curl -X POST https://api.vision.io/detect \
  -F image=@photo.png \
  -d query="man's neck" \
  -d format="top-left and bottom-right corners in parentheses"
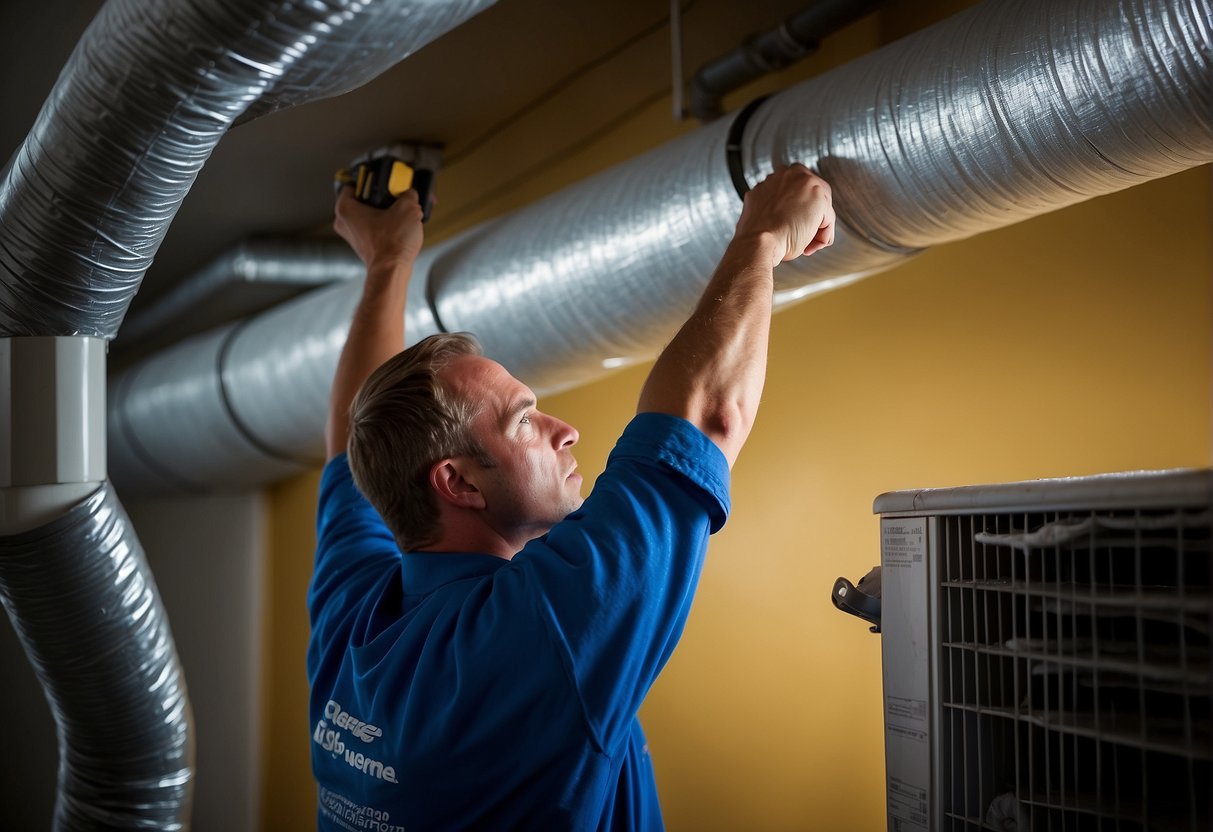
top-left (425, 508), bottom-right (545, 560)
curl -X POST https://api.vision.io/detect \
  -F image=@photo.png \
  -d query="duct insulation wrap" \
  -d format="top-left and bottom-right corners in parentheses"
top-left (0, 484), bottom-right (193, 828)
top-left (119, 239), bottom-right (367, 345)
top-left (430, 117), bottom-right (914, 394)
top-left (0, 0), bottom-right (495, 340)
top-left (742, 0), bottom-right (1213, 250)
top-left (108, 250), bottom-right (443, 495)
top-left (430, 0), bottom-right (1213, 393)
top-left (110, 0), bottom-right (1213, 493)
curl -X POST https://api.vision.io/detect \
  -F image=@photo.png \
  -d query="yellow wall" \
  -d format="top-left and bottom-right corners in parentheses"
top-left (263, 466), bottom-right (324, 829)
top-left (259, 5), bottom-right (1213, 828)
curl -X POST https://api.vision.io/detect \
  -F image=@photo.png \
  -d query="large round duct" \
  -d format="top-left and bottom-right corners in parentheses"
top-left (108, 0), bottom-right (1213, 496)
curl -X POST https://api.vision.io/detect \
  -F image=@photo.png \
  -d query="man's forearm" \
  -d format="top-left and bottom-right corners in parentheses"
top-left (636, 166), bottom-right (834, 469)
top-left (325, 262), bottom-right (411, 458)
top-left (325, 189), bottom-right (425, 460)
top-left (638, 233), bottom-right (780, 468)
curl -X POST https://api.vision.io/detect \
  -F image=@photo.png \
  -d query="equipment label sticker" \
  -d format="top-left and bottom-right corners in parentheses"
top-left (882, 522), bottom-right (925, 569)
top-left (888, 776), bottom-right (928, 831)
top-left (887, 695), bottom-right (928, 743)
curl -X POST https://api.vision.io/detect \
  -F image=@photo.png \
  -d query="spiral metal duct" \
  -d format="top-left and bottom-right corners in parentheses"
top-left (109, 243), bottom-right (448, 490)
top-left (106, 0), bottom-right (1213, 497)
top-left (0, 0), bottom-right (496, 825)
top-left (118, 239), bottom-right (365, 345)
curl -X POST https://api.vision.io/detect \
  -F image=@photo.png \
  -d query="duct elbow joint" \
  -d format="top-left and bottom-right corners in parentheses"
top-left (1, 336), bottom-right (107, 534)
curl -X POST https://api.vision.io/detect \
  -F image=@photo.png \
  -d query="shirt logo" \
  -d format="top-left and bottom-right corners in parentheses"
top-left (324, 699), bottom-right (383, 743)
top-left (314, 699), bottom-right (399, 785)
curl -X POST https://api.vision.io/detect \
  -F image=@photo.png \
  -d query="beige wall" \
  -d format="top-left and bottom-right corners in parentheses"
top-left (259, 4), bottom-right (1213, 827)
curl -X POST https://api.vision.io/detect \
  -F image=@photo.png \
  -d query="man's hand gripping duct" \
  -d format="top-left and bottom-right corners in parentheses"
top-left (0, 0), bottom-right (495, 826)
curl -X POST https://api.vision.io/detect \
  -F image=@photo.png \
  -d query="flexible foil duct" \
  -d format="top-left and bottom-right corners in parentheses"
top-left (428, 116), bottom-right (916, 393)
top-left (0, 0), bottom-right (494, 340)
top-left (108, 0), bottom-right (1212, 494)
top-left (0, 485), bottom-right (194, 828)
top-left (434, 0), bottom-right (1211, 392)
top-left (119, 240), bottom-right (366, 345)
top-left (741, 0), bottom-right (1213, 249)
top-left (222, 255), bottom-right (442, 463)
top-left (109, 323), bottom-right (310, 491)
top-left (108, 246), bottom-right (445, 492)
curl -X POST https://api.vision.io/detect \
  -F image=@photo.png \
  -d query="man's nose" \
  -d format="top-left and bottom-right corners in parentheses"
top-left (551, 416), bottom-right (578, 448)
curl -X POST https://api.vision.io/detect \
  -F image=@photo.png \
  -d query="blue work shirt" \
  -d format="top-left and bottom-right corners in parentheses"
top-left (308, 412), bottom-right (730, 830)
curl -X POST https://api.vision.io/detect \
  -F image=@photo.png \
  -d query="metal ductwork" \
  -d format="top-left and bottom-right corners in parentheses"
top-left (0, 0), bottom-right (493, 340)
top-left (107, 0), bottom-right (1213, 498)
top-left (0, 0), bottom-right (495, 826)
top-left (0, 485), bottom-right (194, 829)
top-left (118, 239), bottom-right (364, 347)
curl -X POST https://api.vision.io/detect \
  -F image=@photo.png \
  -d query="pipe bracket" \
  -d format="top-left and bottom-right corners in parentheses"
top-left (726, 95), bottom-right (771, 200)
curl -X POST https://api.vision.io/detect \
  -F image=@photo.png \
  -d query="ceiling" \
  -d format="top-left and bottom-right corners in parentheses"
top-left (0, 0), bottom-right (905, 361)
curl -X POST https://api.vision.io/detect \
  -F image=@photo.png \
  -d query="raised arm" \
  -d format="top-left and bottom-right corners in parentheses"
top-left (638, 164), bottom-right (835, 468)
top-left (325, 187), bottom-right (425, 460)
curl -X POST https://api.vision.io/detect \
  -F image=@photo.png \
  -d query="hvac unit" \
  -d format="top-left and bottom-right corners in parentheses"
top-left (847, 468), bottom-right (1212, 831)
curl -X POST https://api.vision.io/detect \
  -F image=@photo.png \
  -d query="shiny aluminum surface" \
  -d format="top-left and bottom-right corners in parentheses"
top-left (109, 0), bottom-right (1212, 495)
top-left (0, 0), bottom-right (495, 339)
top-left (0, 485), bottom-right (195, 827)
top-left (743, 0), bottom-right (1213, 250)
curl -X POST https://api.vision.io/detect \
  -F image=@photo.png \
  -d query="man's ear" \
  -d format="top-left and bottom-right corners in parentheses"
top-left (429, 458), bottom-right (485, 509)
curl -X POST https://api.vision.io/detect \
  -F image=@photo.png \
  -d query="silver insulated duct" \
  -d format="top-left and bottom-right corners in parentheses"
top-left (0, 486), bottom-right (193, 828)
top-left (0, 0), bottom-right (494, 826)
top-left (108, 0), bottom-right (1213, 497)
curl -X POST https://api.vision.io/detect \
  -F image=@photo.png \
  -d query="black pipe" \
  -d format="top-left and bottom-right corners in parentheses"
top-left (690, 0), bottom-right (886, 121)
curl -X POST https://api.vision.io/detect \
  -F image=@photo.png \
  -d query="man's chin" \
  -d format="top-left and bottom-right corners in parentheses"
top-left (555, 497), bottom-right (584, 524)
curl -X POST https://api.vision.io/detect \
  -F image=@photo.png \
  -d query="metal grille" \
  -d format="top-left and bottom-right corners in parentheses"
top-left (937, 504), bottom-right (1211, 831)
top-left (875, 471), bottom-right (1213, 831)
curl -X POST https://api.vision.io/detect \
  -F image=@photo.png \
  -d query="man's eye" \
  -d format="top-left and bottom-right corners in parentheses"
top-left (520, 415), bottom-right (531, 425)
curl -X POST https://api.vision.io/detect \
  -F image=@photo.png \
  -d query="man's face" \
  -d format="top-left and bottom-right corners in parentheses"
top-left (440, 355), bottom-right (583, 541)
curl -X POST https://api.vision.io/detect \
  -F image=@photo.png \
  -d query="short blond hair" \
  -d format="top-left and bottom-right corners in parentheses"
top-left (347, 333), bottom-right (491, 551)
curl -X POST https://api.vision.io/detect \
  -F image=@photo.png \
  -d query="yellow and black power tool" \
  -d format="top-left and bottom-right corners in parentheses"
top-left (335, 144), bottom-right (441, 220)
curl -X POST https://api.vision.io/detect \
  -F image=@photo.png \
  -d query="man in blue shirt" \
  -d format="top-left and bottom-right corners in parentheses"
top-left (310, 165), bottom-right (835, 829)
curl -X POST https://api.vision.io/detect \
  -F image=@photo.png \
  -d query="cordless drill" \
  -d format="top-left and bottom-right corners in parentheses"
top-left (335, 153), bottom-right (436, 221)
